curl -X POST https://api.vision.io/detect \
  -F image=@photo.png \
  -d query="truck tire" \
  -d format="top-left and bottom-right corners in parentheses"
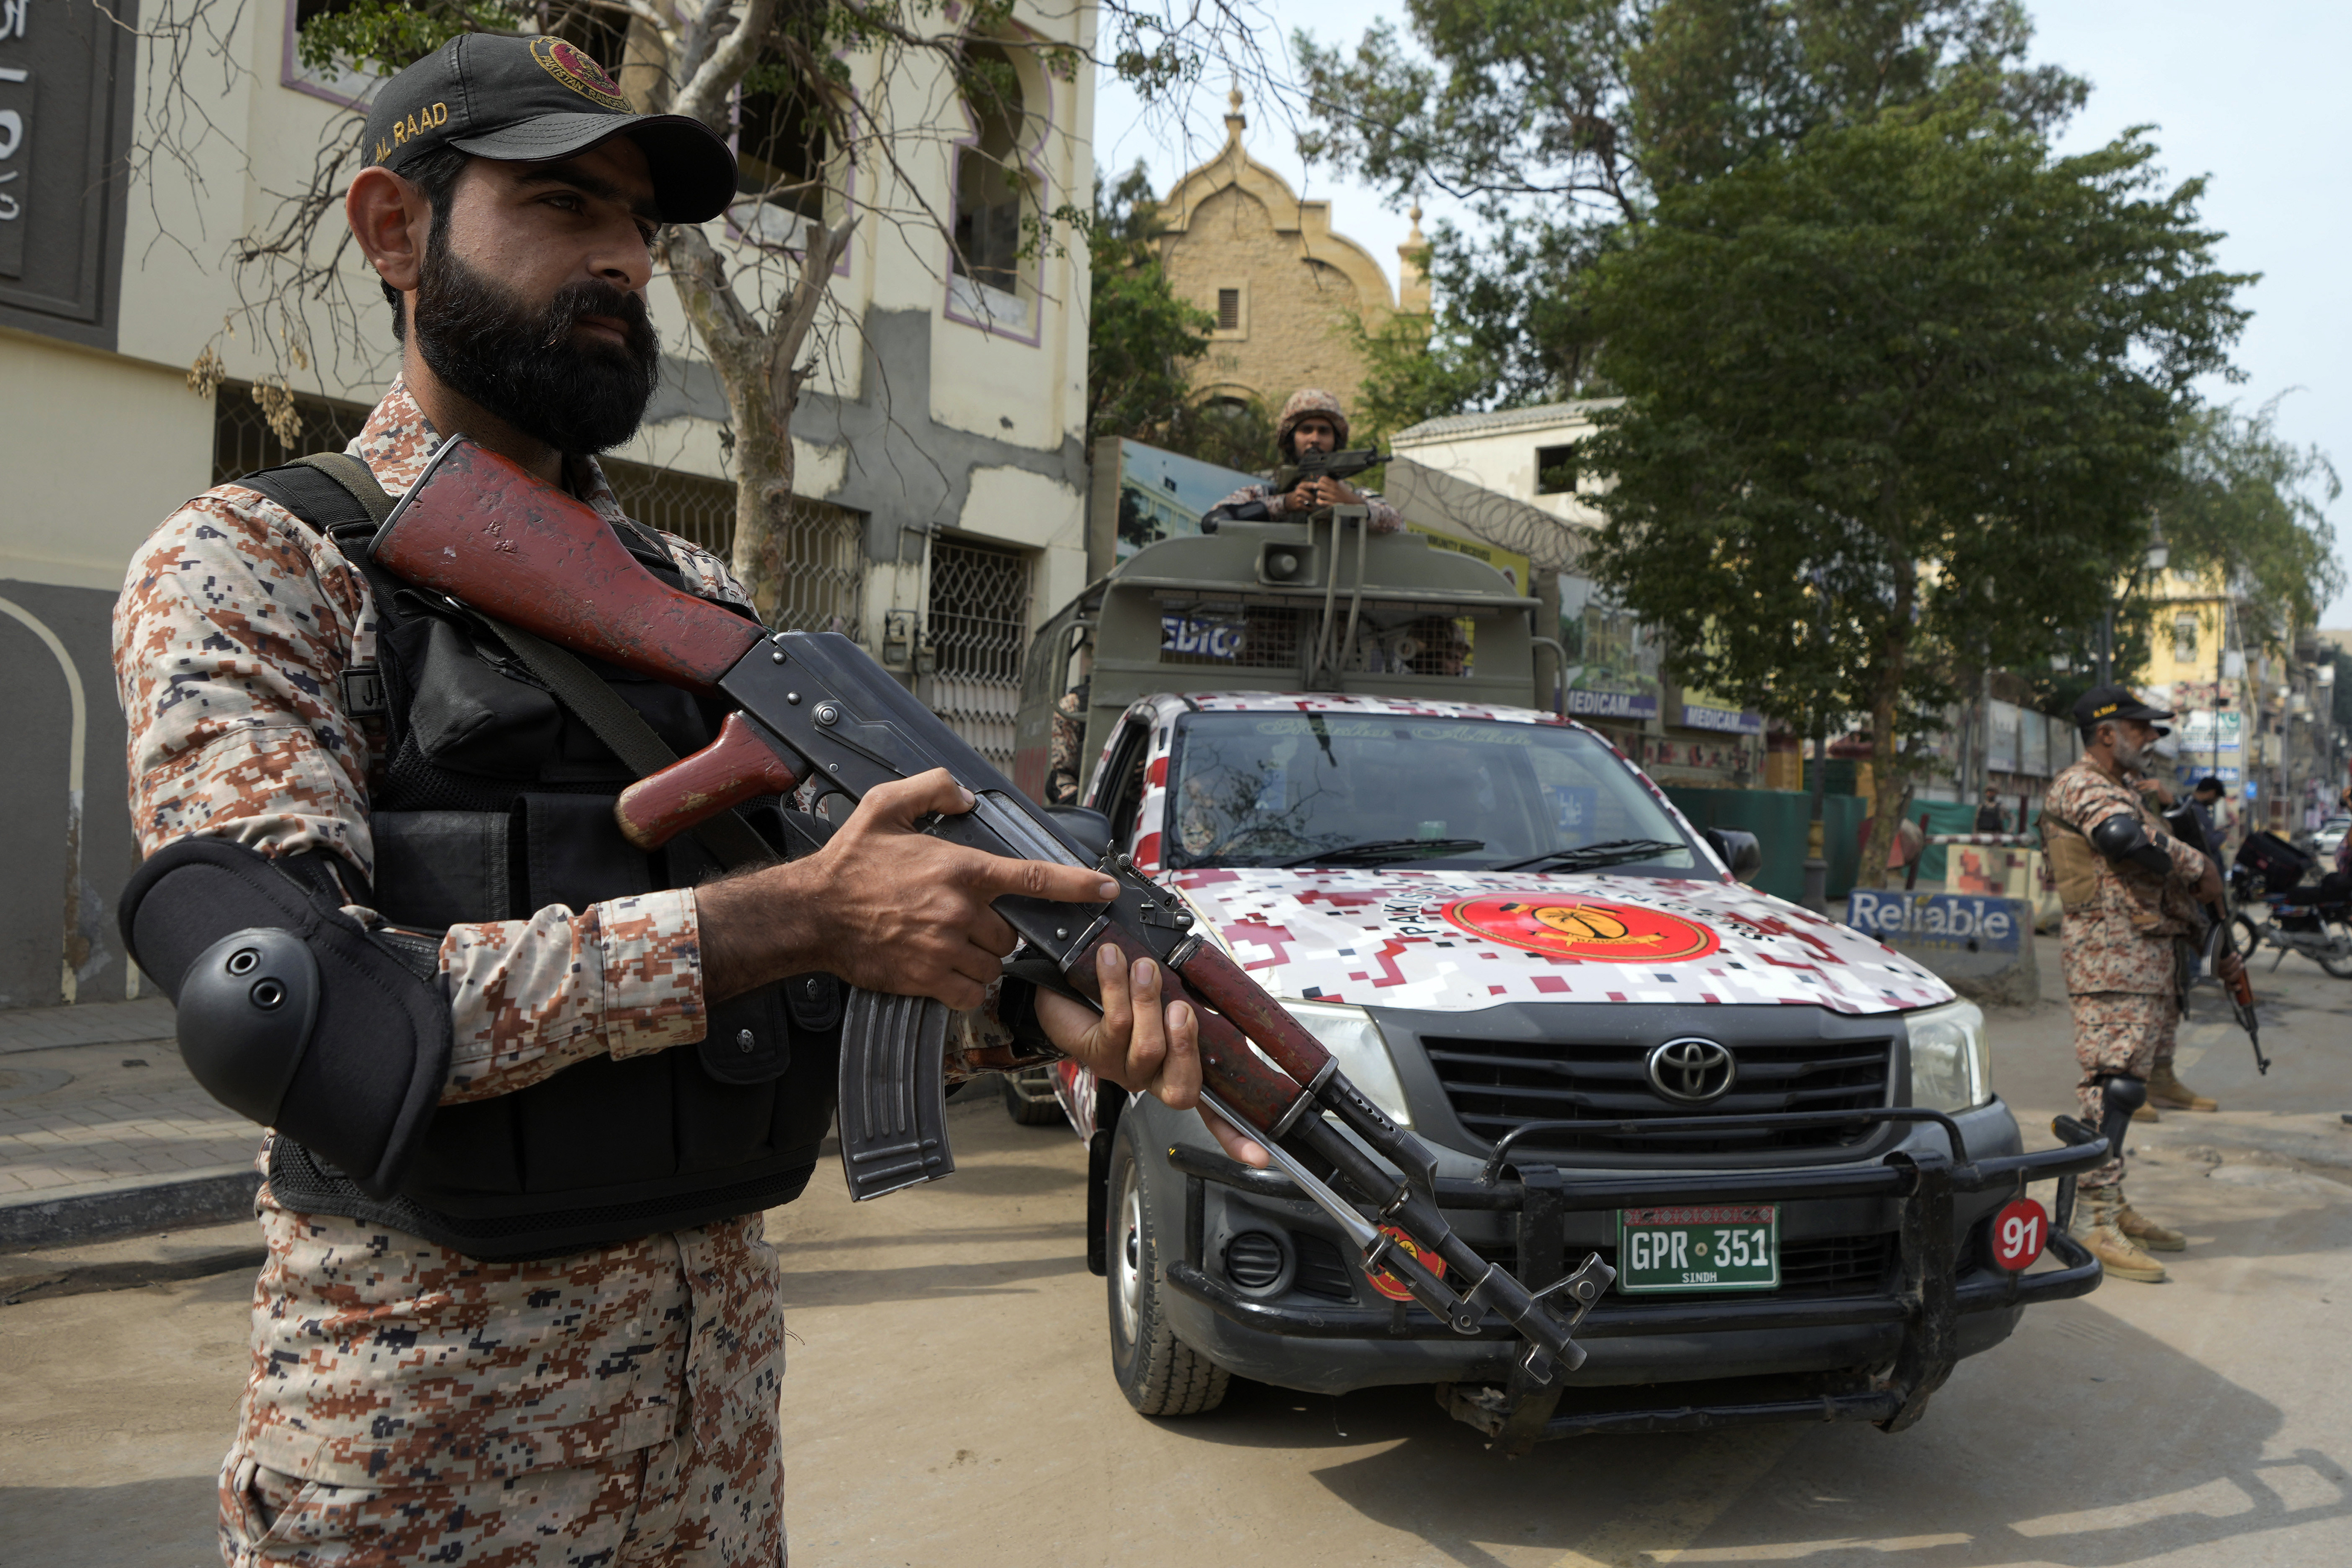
top-left (1000, 1065), bottom-right (1067, 1126)
top-left (1106, 1125), bottom-right (1229, 1416)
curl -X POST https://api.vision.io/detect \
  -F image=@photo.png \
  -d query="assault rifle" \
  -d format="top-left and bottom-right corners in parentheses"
top-left (368, 436), bottom-right (1612, 1382)
top-left (1200, 446), bottom-right (1386, 530)
top-left (2196, 904), bottom-right (2268, 1075)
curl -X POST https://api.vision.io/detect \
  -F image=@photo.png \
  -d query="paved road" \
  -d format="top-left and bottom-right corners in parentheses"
top-left (4, 943), bottom-right (2350, 1566)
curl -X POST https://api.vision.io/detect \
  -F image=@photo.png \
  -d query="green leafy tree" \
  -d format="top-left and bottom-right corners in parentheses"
top-left (2160, 399), bottom-right (2343, 654)
top-left (1079, 163), bottom-right (1284, 473)
top-left (1575, 109), bottom-right (2249, 884)
top-left (1084, 163), bottom-right (1215, 443)
top-left (1298, 0), bottom-right (2084, 412)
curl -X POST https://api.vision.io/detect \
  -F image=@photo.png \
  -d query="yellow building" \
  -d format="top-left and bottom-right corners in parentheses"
top-left (1156, 91), bottom-right (1428, 418)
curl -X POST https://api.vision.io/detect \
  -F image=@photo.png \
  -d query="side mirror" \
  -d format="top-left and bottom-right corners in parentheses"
top-left (1703, 828), bottom-right (1763, 884)
top-left (1044, 805), bottom-right (1115, 863)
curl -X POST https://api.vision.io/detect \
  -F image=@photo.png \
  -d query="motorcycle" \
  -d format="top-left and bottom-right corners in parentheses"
top-left (2225, 862), bottom-right (2352, 978)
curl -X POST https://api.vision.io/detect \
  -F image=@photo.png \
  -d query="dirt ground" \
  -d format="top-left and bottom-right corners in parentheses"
top-left (5, 940), bottom-right (2350, 1566)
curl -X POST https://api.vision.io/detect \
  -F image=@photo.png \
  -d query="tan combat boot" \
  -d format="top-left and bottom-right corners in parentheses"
top-left (2073, 1190), bottom-right (2168, 1282)
top-left (2113, 1197), bottom-right (2186, 1252)
top-left (2148, 1064), bottom-right (2218, 1112)
top-left (2132, 1102), bottom-right (2162, 1124)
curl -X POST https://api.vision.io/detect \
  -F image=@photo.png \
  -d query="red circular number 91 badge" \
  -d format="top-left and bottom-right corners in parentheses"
top-left (1989, 1197), bottom-right (2048, 1271)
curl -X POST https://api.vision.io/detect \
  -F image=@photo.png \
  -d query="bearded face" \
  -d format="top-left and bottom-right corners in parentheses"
top-left (411, 234), bottom-right (661, 456)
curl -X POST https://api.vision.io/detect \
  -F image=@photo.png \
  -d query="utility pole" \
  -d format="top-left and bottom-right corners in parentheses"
top-left (1803, 708), bottom-right (1829, 914)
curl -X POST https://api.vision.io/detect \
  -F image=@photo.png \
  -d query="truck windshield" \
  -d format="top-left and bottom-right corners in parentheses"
top-left (1162, 712), bottom-right (1700, 874)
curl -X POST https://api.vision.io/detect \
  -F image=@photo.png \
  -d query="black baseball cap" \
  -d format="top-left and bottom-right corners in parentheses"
top-left (360, 35), bottom-right (736, 223)
top-left (2073, 684), bottom-right (2174, 735)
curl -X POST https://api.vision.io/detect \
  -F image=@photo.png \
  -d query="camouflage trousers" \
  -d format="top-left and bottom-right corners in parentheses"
top-left (217, 1405), bottom-right (786, 1567)
top-left (2070, 989), bottom-right (2179, 1191)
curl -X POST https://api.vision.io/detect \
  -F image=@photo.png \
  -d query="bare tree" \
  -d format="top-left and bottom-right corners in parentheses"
top-left (141, 0), bottom-right (1281, 618)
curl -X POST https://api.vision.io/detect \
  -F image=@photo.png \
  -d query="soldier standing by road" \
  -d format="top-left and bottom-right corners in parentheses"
top-left (111, 38), bottom-right (1252, 1566)
top-left (2041, 686), bottom-right (2242, 1282)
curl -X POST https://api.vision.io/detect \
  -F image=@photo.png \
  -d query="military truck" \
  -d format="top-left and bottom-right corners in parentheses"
top-left (997, 509), bottom-right (2102, 1449)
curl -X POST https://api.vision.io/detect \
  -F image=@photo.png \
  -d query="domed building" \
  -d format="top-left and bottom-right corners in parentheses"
top-left (1156, 90), bottom-right (1429, 418)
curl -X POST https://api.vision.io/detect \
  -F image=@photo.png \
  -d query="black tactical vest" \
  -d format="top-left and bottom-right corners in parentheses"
top-left (236, 462), bottom-right (841, 1261)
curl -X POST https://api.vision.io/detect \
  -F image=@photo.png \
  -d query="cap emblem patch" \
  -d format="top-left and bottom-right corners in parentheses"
top-left (530, 38), bottom-right (629, 111)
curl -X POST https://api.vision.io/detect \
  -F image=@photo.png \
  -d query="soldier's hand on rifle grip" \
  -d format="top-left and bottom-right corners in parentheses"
top-left (1036, 947), bottom-right (1271, 1170)
top-left (697, 768), bottom-right (1117, 1010)
top-left (2218, 948), bottom-right (2246, 989)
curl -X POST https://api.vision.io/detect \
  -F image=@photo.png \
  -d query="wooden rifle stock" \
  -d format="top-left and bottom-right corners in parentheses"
top-left (370, 436), bottom-right (764, 691)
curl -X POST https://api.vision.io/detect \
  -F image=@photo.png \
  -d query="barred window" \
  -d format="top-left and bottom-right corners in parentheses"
top-left (928, 535), bottom-right (1034, 770)
top-left (210, 381), bottom-right (370, 485)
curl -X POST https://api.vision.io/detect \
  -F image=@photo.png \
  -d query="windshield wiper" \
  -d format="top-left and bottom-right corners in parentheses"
top-left (1489, 838), bottom-right (1685, 873)
top-left (1278, 838), bottom-right (1486, 867)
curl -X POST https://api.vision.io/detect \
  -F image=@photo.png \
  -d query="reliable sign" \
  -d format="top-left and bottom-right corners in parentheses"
top-left (1843, 890), bottom-right (2022, 954)
top-left (1842, 889), bottom-right (2036, 1004)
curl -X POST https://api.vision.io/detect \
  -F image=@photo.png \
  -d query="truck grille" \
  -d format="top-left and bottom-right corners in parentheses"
top-left (1424, 1033), bottom-right (1896, 1155)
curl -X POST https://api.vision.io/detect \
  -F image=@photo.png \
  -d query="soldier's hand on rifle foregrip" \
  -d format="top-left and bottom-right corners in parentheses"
top-left (1033, 947), bottom-right (1272, 1170)
top-left (696, 768), bottom-right (1117, 1010)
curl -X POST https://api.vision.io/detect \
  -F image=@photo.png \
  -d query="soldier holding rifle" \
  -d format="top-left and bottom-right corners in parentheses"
top-left (2041, 686), bottom-right (2243, 1285)
top-left (112, 38), bottom-right (1254, 1566)
top-left (1211, 386), bottom-right (1405, 529)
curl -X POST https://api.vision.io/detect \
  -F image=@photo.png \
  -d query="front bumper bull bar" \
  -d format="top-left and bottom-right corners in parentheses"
top-left (1160, 1109), bottom-right (2109, 1448)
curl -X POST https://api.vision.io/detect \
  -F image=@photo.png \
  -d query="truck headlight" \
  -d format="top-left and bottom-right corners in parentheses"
top-left (1906, 999), bottom-right (1991, 1112)
top-left (1281, 1001), bottom-right (1413, 1128)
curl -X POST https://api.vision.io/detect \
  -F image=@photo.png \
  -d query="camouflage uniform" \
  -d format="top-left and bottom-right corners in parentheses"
top-left (1214, 386), bottom-right (1403, 534)
top-left (1211, 477), bottom-right (1403, 535)
top-left (2042, 754), bottom-right (2208, 1190)
top-left (114, 381), bottom-right (788, 1567)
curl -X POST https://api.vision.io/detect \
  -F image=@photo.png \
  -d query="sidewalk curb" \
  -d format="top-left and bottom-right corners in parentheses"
top-left (0, 1166), bottom-right (259, 1249)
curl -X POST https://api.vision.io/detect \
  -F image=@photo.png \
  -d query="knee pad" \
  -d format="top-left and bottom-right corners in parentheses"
top-left (119, 838), bottom-right (451, 1199)
top-left (2096, 1073), bottom-right (2147, 1163)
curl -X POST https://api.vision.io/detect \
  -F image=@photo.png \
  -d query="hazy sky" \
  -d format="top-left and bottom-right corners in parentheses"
top-left (1090, 1), bottom-right (2351, 627)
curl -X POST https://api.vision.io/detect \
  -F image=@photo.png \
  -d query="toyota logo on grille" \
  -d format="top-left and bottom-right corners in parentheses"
top-left (1646, 1037), bottom-right (1737, 1103)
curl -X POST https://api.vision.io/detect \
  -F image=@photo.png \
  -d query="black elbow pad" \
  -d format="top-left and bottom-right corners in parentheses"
top-left (118, 838), bottom-right (451, 1199)
top-left (2088, 812), bottom-right (2173, 877)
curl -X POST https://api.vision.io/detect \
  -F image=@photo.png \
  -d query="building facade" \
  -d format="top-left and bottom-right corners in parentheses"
top-left (0, 2), bottom-right (1095, 1010)
top-left (1155, 91), bottom-right (1425, 419)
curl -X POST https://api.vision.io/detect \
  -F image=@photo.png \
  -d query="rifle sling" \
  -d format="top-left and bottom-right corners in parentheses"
top-left (292, 453), bottom-right (777, 870)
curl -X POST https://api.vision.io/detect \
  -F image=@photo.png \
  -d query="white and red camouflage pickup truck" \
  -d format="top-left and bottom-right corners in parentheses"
top-left (997, 521), bottom-right (2099, 1447)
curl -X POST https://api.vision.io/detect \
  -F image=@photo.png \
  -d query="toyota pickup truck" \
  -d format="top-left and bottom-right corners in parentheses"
top-left (996, 513), bottom-right (2102, 1448)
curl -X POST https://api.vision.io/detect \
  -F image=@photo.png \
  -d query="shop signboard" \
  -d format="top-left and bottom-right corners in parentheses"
top-left (1114, 441), bottom-right (1260, 560)
top-left (1558, 574), bottom-right (1662, 723)
top-left (1679, 703), bottom-right (1763, 735)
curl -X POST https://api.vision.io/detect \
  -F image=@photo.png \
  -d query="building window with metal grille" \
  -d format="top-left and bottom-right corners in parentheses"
top-left (2173, 612), bottom-right (2200, 664)
top-left (1212, 283), bottom-right (1247, 337)
top-left (926, 536), bottom-right (1035, 770)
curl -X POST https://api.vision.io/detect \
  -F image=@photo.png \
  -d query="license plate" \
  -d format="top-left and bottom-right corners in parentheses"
top-left (1616, 1205), bottom-right (1780, 1293)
